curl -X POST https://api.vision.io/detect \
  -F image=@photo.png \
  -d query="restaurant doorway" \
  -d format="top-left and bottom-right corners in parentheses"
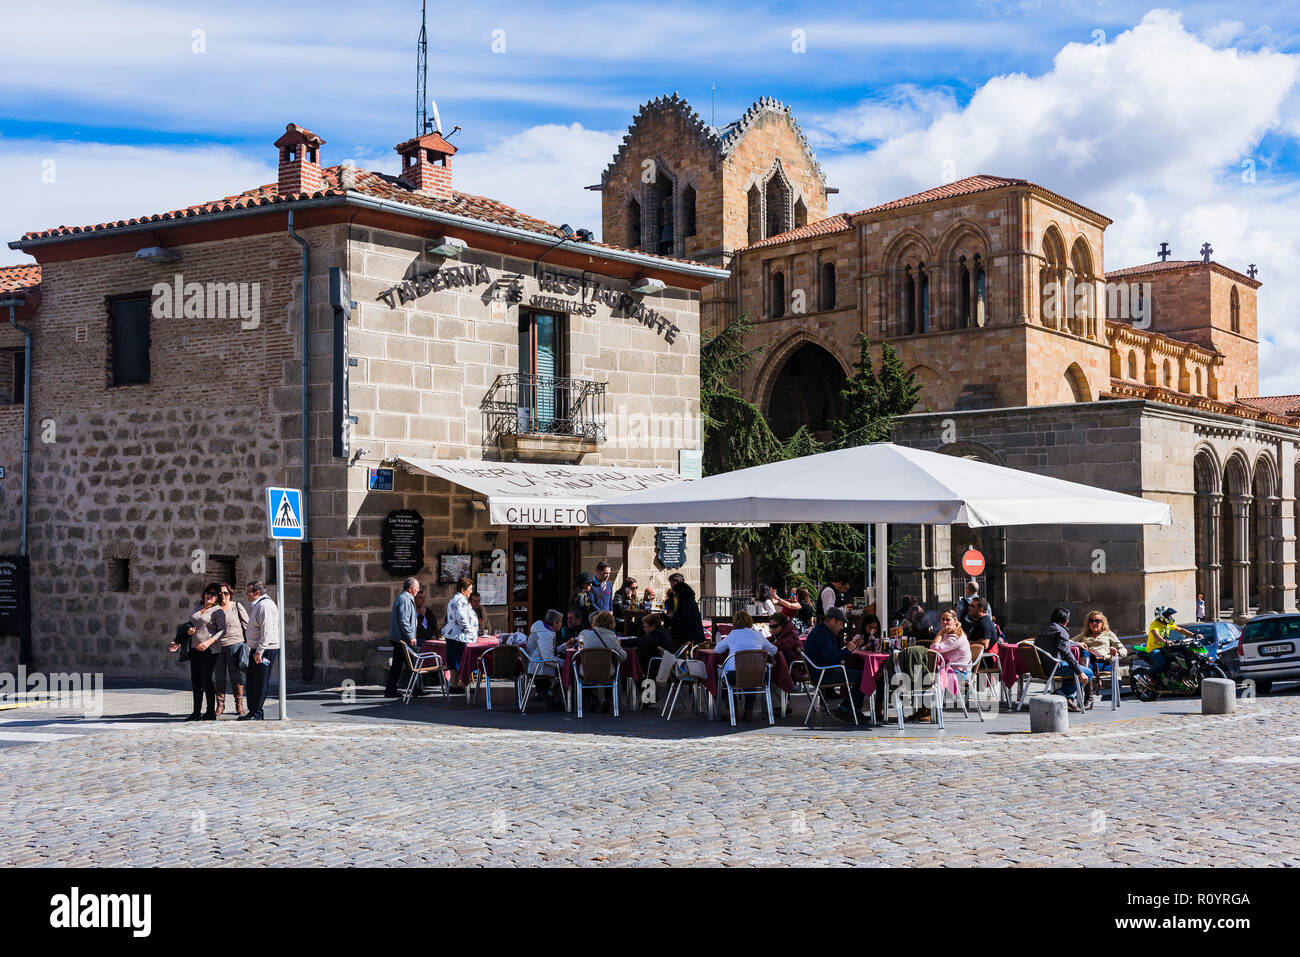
top-left (508, 529), bottom-right (579, 632)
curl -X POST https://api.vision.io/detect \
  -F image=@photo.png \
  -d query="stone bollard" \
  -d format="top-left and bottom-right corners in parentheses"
top-left (1201, 678), bottom-right (1236, 715)
top-left (1029, 694), bottom-right (1068, 733)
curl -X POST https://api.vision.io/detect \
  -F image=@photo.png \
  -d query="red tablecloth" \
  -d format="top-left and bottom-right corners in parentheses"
top-left (705, 622), bottom-right (734, 640)
top-left (421, 636), bottom-right (500, 685)
top-left (694, 647), bottom-right (793, 698)
top-left (559, 644), bottom-right (644, 691)
top-left (852, 651), bottom-right (893, 698)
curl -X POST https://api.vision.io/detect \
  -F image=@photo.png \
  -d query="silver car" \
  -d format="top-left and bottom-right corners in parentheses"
top-left (1234, 614), bottom-right (1300, 694)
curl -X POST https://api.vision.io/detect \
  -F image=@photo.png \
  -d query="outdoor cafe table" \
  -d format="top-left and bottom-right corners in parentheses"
top-left (420, 635), bottom-right (500, 688)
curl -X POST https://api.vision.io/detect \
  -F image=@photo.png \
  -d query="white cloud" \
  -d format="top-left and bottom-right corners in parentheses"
top-left (0, 140), bottom-right (274, 265)
top-left (812, 9), bottom-right (1300, 396)
top-left (807, 86), bottom-right (959, 148)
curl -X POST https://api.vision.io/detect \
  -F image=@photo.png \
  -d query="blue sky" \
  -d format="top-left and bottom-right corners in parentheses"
top-left (3, 1), bottom-right (1300, 390)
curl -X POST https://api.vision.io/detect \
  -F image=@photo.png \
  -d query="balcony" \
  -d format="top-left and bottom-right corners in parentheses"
top-left (480, 373), bottom-right (607, 462)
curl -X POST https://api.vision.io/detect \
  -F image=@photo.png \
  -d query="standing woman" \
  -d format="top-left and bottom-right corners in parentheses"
top-left (212, 582), bottom-right (249, 717)
top-left (443, 576), bottom-right (479, 690)
top-left (180, 583), bottom-right (224, 721)
top-left (667, 577), bottom-right (706, 651)
top-left (775, 587), bottom-right (814, 632)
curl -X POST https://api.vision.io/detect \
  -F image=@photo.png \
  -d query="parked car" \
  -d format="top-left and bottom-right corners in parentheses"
top-left (1233, 613), bottom-right (1300, 694)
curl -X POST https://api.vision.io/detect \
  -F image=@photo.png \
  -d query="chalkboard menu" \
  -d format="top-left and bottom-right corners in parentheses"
top-left (381, 510), bottom-right (424, 576)
top-left (655, 527), bottom-right (687, 569)
top-left (0, 556), bottom-right (28, 636)
top-left (512, 542), bottom-right (529, 600)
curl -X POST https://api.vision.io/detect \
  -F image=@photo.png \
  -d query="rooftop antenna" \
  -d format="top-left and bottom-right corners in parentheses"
top-left (416, 1), bottom-right (432, 135)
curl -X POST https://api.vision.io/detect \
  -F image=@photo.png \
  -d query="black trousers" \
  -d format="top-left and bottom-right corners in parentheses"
top-left (385, 640), bottom-right (409, 694)
top-left (245, 649), bottom-right (279, 719)
top-left (189, 650), bottom-right (217, 716)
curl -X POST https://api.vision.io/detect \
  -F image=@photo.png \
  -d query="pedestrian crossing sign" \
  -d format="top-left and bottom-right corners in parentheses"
top-left (266, 487), bottom-right (305, 541)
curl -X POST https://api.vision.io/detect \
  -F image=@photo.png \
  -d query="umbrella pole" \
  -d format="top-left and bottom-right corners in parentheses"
top-left (875, 522), bottom-right (888, 630)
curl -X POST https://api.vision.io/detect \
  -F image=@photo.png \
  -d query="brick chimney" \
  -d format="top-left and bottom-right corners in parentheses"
top-left (395, 132), bottom-right (457, 199)
top-left (274, 123), bottom-right (325, 194)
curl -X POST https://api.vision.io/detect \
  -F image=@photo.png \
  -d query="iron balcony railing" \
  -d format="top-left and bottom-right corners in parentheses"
top-left (480, 373), bottom-right (607, 447)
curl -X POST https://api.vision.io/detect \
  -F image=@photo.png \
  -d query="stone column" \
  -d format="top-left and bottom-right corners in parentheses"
top-left (1264, 494), bottom-right (1282, 613)
top-left (1199, 492), bottom-right (1222, 620)
top-left (1230, 493), bottom-right (1252, 623)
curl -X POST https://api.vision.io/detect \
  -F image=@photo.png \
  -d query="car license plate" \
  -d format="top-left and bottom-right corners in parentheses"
top-left (1259, 642), bottom-right (1295, 657)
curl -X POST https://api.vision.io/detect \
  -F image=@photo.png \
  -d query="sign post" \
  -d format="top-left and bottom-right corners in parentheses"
top-left (265, 487), bottom-right (305, 721)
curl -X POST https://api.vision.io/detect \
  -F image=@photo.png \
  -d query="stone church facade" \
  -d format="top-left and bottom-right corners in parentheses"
top-left (602, 93), bottom-right (1298, 635)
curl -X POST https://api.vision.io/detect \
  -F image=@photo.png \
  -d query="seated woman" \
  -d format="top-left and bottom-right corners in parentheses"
top-left (713, 610), bottom-right (778, 721)
top-left (571, 611), bottom-right (626, 713)
top-left (525, 610), bottom-right (566, 709)
top-left (858, 613), bottom-right (883, 651)
top-left (905, 608), bottom-right (970, 723)
top-left (1073, 609), bottom-right (1126, 696)
top-left (752, 584), bottom-right (777, 617)
top-left (622, 608), bottom-right (666, 674)
top-left (768, 612), bottom-right (801, 662)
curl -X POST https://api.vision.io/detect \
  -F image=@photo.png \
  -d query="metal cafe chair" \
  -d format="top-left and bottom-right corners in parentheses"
top-left (721, 650), bottom-right (774, 726)
top-left (799, 651), bottom-right (859, 728)
top-left (572, 647), bottom-right (621, 718)
top-left (891, 648), bottom-right (946, 730)
top-left (520, 651), bottom-right (566, 715)
top-left (475, 644), bottom-right (526, 711)
top-left (662, 651), bottom-right (706, 721)
top-left (399, 643), bottom-right (449, 704)
top-left (1014, 641), bottom-right (1085, 712)
top-left (949, 647), bottom-right (990, 722)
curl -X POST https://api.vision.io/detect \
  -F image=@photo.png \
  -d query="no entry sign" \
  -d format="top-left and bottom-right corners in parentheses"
top-left (961, 548), bottom-right (986, 576)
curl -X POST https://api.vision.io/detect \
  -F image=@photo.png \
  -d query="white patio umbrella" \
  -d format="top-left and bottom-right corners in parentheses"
top-left (585, 442), bottom-right (1171, 628)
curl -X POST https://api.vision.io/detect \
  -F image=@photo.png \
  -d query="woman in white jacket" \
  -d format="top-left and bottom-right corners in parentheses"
top-left (443, 576), bottom-right (479, 689)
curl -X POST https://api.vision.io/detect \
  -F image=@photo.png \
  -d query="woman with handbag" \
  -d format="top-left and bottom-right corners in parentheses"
top-left (171, 583), bottom-right (225, 721)
top-left (212, 582), bottom-right (250, 717)
top-left (442, 576), bottom-right (478, 690)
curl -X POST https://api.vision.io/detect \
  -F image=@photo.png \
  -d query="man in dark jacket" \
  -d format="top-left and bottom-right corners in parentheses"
top-left (384, 577), bottom-right (423, 698)
top-left (803, 607), bottom-right (865, 721)
top-left (1037, 606), bottom-right (1092, 710)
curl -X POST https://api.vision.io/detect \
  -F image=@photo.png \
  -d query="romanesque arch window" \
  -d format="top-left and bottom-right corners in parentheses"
top-left (794, 197), bottom-right (808, 229)
top-left (1163, 359), bottom-right (1172, 388)
top-left (627, 197), bottom-right (642, 250)
top-left (1195, 366), bottom-right (1203, 394)
top-left (1040, 227), bottom-right (1067, 329)
top-left (974, 254), bottom-right (986, 326)
top-left (1127, 351), bottom-right (1138, 380)
top-left (747, 185), bottom-right (762, 246)
top-left (1070, 237), bottom-right (1096, 337)
top-left (903, 266), bottom-right (916, 335)
top-left (1230, 285), bottom-right (1241, 333)
top-left (649, 166), bottom-right (675, 255)
top-left (682, 184), bottom-right (697, 239)
top-left (765, 173), bottom-right (791, 239)
top-left (771, 270), bottom-right (786, 318)
top-left (820, 261), bottom-right (836, 310)
top-left (958, 256), bottom-right (971, 329)
top-left (918, 264), bottom-right (930, 333)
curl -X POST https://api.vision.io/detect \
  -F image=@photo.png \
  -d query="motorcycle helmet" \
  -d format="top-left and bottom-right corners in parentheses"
top-left (1162, 607), bottom-right (1178, 623)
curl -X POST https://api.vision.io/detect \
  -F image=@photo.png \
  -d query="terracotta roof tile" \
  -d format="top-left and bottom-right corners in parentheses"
top-left (0, 263), bottom-right (40, 295)
top-left (851, 174), bottom-right (1029, 215)
top-left (741, 213), bottom-right (854, 251)
top-left (1238, 395), bottom-right (1300, 416)
top-left (1105, 259), bottom-right (1261, 287)
top-left (17, 165), bottom-right (712, 269)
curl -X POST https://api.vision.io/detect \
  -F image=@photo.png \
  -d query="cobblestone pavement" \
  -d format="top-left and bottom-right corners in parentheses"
top-left (2, 691), bottom-right (1299, 866)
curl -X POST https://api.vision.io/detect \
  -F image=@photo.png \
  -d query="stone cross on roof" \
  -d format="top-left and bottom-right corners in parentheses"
top-left (1248, 264), bottom-right (1259, 279)
top-left (1200, 242), bottom-right (1213, 263)
top-left (1158, 241), bottom-right (1171, 262)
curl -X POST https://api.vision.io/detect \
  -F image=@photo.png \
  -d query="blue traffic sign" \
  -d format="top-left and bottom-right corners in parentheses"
top-left (266, 487), bottom-right (305, 541)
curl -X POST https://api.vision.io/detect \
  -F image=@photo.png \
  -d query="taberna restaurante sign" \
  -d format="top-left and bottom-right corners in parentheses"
top-left (375, 264), bottom-right (681, 346)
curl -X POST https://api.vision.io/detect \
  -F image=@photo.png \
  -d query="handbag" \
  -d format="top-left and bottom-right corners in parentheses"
top-left (236, 642), bottom-right (251, 670)
top-left (174, 624), bottom-right (191, 664)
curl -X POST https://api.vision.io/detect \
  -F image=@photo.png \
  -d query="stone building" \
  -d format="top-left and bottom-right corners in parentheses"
top-left (1, 121), bottom-right (722, 679)
top-left (603, 93), bottom-right (1299, 634)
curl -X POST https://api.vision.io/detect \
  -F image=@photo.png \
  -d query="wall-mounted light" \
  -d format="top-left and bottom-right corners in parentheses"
top-left (133, 246), bottom-right (180, 264)
top-left (575, 228), bottom-right (595, 243)
top-left (630, 276), bottom-right (666, 295)
top-left (469, 499), bottom-right (487, 512)
top-left (426, 236), bottom-right (468, 258)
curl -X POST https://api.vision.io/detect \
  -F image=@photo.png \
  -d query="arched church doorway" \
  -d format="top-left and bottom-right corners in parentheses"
top-left (767, 342), bottom-right (847, 441)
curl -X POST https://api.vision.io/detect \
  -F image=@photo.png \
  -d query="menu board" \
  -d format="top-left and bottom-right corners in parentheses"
top-left (512, 542), bottom-right (529, 600)
top-left (0, 557), bottom-right (27, 636)
top-left (381, 510), bottom-right (424, 576)
top-left (656, 526), bottom-right (687, 569)
top-left (477, 572), bottom-right (506, 606)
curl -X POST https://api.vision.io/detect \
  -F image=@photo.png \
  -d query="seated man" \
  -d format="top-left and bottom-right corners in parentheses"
top-left (525, 609), bottom-right (565, 709)
top-left (803, 607), bottom-right (866, 722)
top-left (1037, 606), bottom-right (1093, 711)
